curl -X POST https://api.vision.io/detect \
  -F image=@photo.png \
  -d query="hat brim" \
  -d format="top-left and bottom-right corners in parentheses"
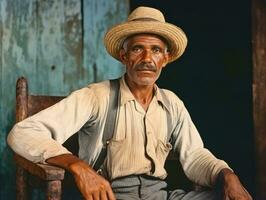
top-left (104, 21), bottom-right (188, 63)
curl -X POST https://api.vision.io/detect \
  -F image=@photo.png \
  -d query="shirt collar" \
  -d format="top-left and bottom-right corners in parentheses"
top-left (153, 84), bottom-right (171, 112)
top-left (119, 75), bottom-right (171, 112)
top-left (120, 76), bottom-right (135, 105)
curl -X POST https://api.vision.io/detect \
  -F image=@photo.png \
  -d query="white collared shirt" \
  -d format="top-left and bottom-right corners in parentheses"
top-left (8, 76), bottom-right (230, 187)
top-left (103, 77), bottom-right (172, 179)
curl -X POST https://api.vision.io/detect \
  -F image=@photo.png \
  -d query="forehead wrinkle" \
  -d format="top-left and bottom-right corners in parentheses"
top-left (122, 34), bottom-right (168, 52)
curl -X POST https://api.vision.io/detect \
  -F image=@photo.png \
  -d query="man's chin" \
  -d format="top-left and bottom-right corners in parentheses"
top-left (136, 78), bottom-right (156, 86)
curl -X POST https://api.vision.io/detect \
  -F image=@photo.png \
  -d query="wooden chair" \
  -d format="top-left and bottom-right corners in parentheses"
top-left (15, 77), bottom-right (77, 200)
top-left (13, 76), bottom-right (192, 200)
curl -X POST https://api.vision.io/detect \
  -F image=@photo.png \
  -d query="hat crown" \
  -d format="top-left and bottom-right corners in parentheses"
top-left (127, 6), bottom-right (165, 22)
top-left (104, 6), bottom-right (187, 63)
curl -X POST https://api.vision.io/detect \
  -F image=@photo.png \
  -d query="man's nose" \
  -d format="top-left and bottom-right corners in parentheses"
top-left (142, 50), bottom-right (152, 63)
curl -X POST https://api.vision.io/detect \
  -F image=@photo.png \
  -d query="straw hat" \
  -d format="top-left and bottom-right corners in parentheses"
top-left (104, 6), bottom-right (188, 63)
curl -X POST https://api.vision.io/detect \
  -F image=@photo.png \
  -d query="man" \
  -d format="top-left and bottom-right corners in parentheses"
top-left (8, 6), bottom-right (252, 200)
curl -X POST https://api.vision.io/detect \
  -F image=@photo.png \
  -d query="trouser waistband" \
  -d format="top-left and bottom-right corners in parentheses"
top-left (111, 174), bottom-right (165, 188)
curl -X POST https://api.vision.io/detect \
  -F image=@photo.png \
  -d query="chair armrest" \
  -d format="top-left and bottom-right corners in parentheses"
top-left (14, 154), bottom-right (65, 181)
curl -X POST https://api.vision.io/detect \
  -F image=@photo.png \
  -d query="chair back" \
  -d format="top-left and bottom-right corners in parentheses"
top-left (16, 77), bottom-right (79, 155)
top-left (16, 77), bottom-right (64, 122)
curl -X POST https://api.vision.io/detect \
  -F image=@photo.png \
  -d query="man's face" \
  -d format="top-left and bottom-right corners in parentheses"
top-left (119, 34), bottom-right (169, 87)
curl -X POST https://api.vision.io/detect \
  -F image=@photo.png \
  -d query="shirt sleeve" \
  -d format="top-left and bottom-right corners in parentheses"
top-left (171, 101), bottom-right (231, 187)
top-left (7, 87), bottom-right (98, 164)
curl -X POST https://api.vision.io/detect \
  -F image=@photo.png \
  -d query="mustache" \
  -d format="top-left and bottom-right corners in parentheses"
top-left (135, 63), bottom-right (157, 72)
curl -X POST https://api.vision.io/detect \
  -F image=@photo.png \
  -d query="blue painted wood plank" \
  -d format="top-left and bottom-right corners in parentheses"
top-left (0, 0), bottom-right (38, 154)
top-left (83, 0), bottom-right (129, 83)
top-left (0, 1), bottom-right (38, 198)
top-left (36, 0), bottom-right (65, 95)
top-left (62, 0), bottom-right (83, 92)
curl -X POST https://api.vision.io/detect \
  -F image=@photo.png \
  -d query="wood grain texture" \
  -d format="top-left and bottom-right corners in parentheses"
top-left (46, 180), bottom-right (62, 200)
top-left (16, 165), bottom-right (28, 200)
top-left (252, 0), bottom-right (266, 199)
top-left (14, 154), bottom-right (65, 181)
top-left (16, 77), bottom-right (28, 122)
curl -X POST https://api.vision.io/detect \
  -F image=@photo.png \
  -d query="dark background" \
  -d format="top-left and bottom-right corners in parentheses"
top-left (130, 0), bottom-right (255, 196)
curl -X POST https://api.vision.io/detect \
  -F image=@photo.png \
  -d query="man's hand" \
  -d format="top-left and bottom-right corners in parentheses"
top-left (217, 168), bottom-right (252, 200)
top-left (46, 154), bottom-right (116, 200)
top-left (70, 160), bottom-right (115, 200)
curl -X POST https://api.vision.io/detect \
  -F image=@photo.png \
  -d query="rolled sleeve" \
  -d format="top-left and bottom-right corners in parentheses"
top-left (7, 87), bottom-right (98, 163)
top-left (172, 102), bottom-right (231, 187)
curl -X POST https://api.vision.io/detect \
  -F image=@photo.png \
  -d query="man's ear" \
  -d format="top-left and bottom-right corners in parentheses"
top-left (119, 49), bottom-right (127, 65)
top-left (162, 52), bottom-right (169, 68)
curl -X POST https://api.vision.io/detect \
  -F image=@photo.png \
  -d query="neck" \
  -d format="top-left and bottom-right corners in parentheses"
top-left (125, 76), bottom-right (155, 111)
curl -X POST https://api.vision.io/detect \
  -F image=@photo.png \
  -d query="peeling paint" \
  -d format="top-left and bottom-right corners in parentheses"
top-left (83, 0), bottom-right (128, 83)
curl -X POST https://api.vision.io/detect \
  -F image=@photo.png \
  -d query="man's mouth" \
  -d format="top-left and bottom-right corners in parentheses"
top-left (135, 64), bottom-right (156, 72)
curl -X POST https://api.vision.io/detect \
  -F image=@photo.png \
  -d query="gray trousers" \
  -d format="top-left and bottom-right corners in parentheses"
top-left (111, 175), bottom-right (220, 200)
top-left (62, 175), bottom-right (220, 200)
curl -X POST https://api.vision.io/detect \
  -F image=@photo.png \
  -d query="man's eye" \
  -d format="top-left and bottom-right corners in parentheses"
top-left (153, 47), bottom-right (162, 53)
top-left (132, 46), bottom-right (142, 53)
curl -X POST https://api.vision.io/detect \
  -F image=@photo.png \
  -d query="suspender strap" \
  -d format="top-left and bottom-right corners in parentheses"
top-left (159, 89), bottom-right (173, 142)
top-left (103, 79), bottom-right (120, 143)
top-left (94, 79), bottom-right (120, 170)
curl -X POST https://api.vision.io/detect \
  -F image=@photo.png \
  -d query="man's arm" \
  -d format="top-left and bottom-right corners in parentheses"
top-left (168, 96), bottom-right (252, 198)
top-left (216, 168), bottom-right (252, 200)
top-left (46, 154), bottom-right (116, 200)
top-left (7, 87), bottom-right (98, 164)
top-left (171, 101), bottom-right (231, 186)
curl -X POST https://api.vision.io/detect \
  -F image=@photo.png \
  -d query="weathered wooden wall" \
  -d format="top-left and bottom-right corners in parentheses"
top-left (252, 0), bottom-right (266, 199)
top-left (0, 0), bottom-right (128, 199)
